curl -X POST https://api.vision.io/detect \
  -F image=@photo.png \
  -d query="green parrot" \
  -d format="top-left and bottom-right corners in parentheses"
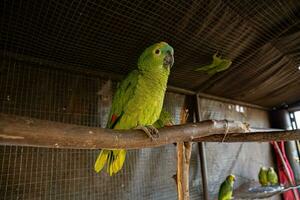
top-left (194, 52), bottom-right (232, 75)
top-left (218, 174), bottom-right (236, 200)
top-left (153, 109), bottom-right (174, 129)
top-left (259, 167), bottom-right (269, 186)
top-left (267, 167), bottom-right (278, 186)
top-left (94, 42), bottom-right (174, 176)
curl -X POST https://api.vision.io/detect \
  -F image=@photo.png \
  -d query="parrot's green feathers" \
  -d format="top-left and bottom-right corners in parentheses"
top-left (153, 109), bottom-right (174, 129)
top-left (258, 167), bottom-right (269, 186)
top-left (218, 174), bottom-right (235, 200)
top-left (195, 53), bottom-right (232, 75)
top-left (267, 167), bottom-right (278, 185)
top-left (94, 42), bottom-right (174, 175)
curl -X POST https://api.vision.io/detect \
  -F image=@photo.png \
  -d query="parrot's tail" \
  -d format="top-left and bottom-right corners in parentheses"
top-left (94, 149), bottom-right (126, 176)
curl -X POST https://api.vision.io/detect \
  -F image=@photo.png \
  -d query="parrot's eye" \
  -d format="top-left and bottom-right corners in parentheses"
top-left (154, 49), bottom-right (161, 55)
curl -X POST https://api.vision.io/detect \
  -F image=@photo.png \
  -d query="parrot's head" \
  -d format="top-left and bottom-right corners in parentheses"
top-left (260, 166), bottom-right (268, 171)
top-left (138, 42), bottom-right (174, 73)
top-left (226, 174), bottom-right (236, 184)
top-left (268, 167), bottom-right (275, 172)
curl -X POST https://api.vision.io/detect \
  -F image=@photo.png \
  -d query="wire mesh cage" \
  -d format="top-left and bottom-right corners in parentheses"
top-left (1, 0), bottom-right (300, 199)
top-left (1, 0), bottom-right (300, 106)
top-left (0, 57), bottom-right (203, 199)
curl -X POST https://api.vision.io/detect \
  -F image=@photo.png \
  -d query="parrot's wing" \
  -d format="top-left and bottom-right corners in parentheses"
top-left (206, 60), bottom-right (232, 75)
top-left (194, 63), bottom-right (217, 71)
top-left (153, 109), bottom-right (173, 128)
top-left (195, 53), bottom-right (232, 75)
top-left (268, 171), bottom-right (279, 184)
top-left (259, 169), bottom-right (269, 186)
top-left (106, 70), bottom-right (139, 129)
top-left (194, 53), bottom-right (221, 72)
top-left (215, 60), bottom-right (232, 72)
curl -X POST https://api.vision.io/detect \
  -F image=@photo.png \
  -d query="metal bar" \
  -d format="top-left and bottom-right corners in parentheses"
top-left (288, 101), bottom-right (300, 112)
top-left (195, 95), bottom-right (209, 200)
top-left (197, 92), bottom-right (270, 111)
top-left (166, 85), bottom-right (196, 96)
top-left (198, 142), bottom-right (209, 200)
top-left (0, 52), bottom-right (124, 81)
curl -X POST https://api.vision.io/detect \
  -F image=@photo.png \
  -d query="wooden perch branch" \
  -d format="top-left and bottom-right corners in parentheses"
top-left (0, 113), bottom-right (299, 149)
top-left (195, 128), bottom-right (300, 142)
top-left (0, 114), bottom-right (248, 149)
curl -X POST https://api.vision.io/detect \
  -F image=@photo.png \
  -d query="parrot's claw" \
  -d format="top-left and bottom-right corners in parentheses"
top-left (135, 125), bottom-right (159, 140)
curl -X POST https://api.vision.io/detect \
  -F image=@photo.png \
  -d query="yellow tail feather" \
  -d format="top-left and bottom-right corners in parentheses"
top-left (112, 150), bottom-right (126, 174)
top-left (94, 149), bottom-right (110, 173)
top-left (94, 149), bottom-right (126, 176)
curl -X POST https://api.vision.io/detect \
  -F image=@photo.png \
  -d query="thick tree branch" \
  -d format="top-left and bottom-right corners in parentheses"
top-left (0, 114), bottom-right (248, 149)
top-left (195, 128), bottom-right (299, 142)
top-left (1, 114), bottom-right (299, 149)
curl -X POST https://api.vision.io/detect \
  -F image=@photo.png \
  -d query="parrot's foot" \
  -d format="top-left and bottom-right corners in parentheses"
top-left (221, 119), bottom-right (229, 143)
top-left (135, 125), bottom-right (159, 140)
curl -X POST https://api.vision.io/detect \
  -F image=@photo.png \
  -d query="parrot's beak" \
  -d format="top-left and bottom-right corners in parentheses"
top-left (163, 50), bottom-right (174, 68)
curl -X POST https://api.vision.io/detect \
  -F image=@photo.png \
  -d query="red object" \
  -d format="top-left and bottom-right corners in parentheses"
top-left (111, 114), bottom-right (118, 124)
top-left (272, 141), bottom-right (300, 200)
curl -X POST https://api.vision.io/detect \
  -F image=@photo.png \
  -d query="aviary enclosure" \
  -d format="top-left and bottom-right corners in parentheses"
top-left (1, 0), bottom-right (300, 200)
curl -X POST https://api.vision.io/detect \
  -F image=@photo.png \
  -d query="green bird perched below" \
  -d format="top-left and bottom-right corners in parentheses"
top-left (218, 174), bottom-right (236, 200)
top-left (153, 109), bottom-right (174, 129)
top-left (194, 52), bottom-right (232, 75)
top-left (259, 167), bottom-right (269, 186)
top-left (267, 167), bottom-right (278, 186)
top-left (94, 42), bottom-right (174, 176)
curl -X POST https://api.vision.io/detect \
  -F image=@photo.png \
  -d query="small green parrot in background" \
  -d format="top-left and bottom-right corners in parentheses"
top-left (259, 167), bottom-right (269, 186)
top-left (218, 174), bottom-right (236, 200)
top-left (153, 109), bottom-right (174, 129)
top-left (267, 167), bottom-right (278, 185)
top-left (94, 42), bottom-right (174, 176)
top-left (194, 52), bottom-right (232, 75)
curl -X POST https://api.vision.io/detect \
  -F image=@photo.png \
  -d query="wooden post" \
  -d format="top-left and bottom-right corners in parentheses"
top-left (196, 95), bottom-right (209, 200)
top-left (183, 142), bottom-right (192, 200)
top-left (177, 142), bottom-right (184, 200)
top-left (176, 142), bottom-right (192, 200)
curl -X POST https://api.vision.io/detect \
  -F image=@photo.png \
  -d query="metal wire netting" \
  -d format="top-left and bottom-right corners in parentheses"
top-left (0, 146), bottom-right (199, 200)
top-left (0, 57), bottom-right (111, 127)
top-left (0, 58), bottom-right (202, 200)
top-left (0, 0), bottom-right (298, 199)
top-left (1, 0), bottom-right (300, 106)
